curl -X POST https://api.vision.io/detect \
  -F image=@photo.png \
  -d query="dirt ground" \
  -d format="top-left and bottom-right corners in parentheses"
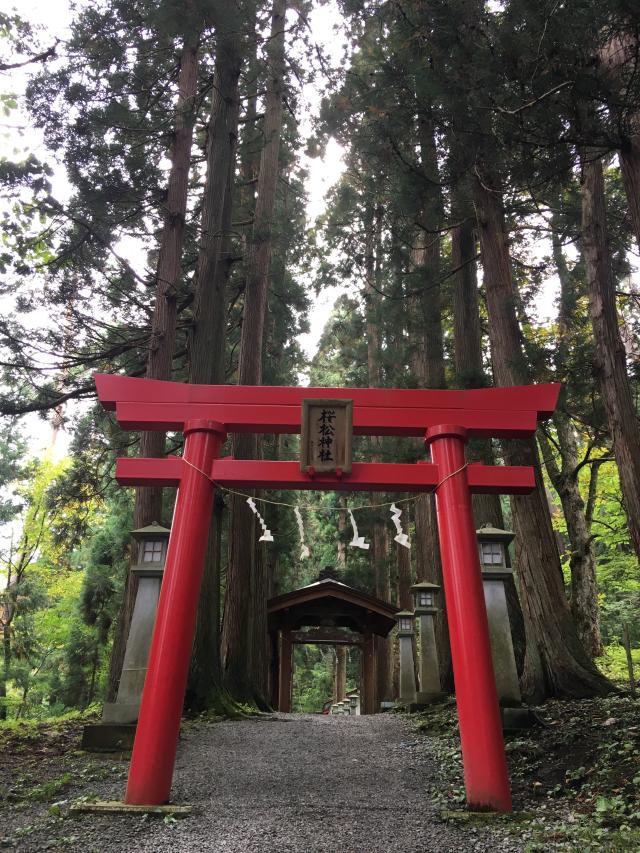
top-left (1, 711), bottom-right (521, 853)
top-left (1, 696), bottom-right (638, 852)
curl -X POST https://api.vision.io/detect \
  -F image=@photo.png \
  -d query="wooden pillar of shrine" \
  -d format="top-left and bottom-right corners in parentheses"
top-left (270, 632), bottom-right (280, 709)
top-left (278, 630), bottom-right (293, 712)
top-left (362, 630), bottom-right (377, 715)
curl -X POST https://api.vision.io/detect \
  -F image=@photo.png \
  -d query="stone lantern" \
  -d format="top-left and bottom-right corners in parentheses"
top-left (396, 610), bottom-right (417, 706)
top-left (397, 610), bottom-right (415, 635)
top-left (477, 524), bottom-right (513, 570)
top-left (410, 582), bottom-right (443, 704)
top-left (412, 581), bottom-right (438, 611)
top-left (476, 524), bottom-right (522, 710)
top-left (102, 522), bottom-right (171, 725)
top-left (132, 522), bottom-right (170, 570)
top-left (347, 692), bottom-right (359, 715)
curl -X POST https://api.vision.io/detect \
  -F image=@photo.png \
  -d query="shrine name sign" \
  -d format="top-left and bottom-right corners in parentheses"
top-left (300, 398), bottom-right (353, 474)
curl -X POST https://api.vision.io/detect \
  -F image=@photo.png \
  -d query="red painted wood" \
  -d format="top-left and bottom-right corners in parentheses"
top-left (114, 457), bottom-right (535, 495)
top-left (466, 463), bottom-right (535, 494)
top-left (96, 373), bottom-right (560, 419)
top-left (124, 421), bottom-right (224, 806)
top-left (114, 400), bottom-right (538, 438)
top-left (427, 425), bottom-right (512, 812)
top-left (115, 456), bottom-right (183, 486)
top-left (94, 372), bottom-right (561, 811)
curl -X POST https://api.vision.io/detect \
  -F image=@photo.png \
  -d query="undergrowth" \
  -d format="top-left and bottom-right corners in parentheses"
top-left (414, 694), bottom-right (640, 851)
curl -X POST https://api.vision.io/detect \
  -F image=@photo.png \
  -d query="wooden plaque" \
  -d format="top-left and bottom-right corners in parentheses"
top-left (300, 399), bottom-right (353, 474)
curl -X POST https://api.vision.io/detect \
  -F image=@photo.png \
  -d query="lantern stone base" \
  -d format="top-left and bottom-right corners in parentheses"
top-left (500, 705), bottom-right (537, 732)
top-left (102, 701), bottom-right (140, 725)
top-left (415, 690), bottom-right (446, 706)
top-left (81, 722), bottom-right (136, 752)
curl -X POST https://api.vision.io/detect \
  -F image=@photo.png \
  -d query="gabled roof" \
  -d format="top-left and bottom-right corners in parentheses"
top-left (267, 575), bottom-right (398, 637)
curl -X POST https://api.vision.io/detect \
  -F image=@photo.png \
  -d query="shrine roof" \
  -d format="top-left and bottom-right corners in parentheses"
top-left (267, 572), bottom-right (398, 637)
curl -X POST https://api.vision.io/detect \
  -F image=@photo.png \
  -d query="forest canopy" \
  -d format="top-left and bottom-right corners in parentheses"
top-left (0, 0), bottom-right (639, 724)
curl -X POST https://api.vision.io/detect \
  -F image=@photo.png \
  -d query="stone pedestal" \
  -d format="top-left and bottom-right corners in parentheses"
top-left (83, 557), bottom-right (165, 751)
top-left (81, 723), bottom-right (136, 752)
top-left (482, 566), bottom-right (521, 706)
top-left (416, 612), bottom-right (443, 704)
top-left (501, 706), bottom-right (536, 731)
top-left (102, 567), bottom-right (163, 724)
top-left (398, 634), bottom-right (417, 705)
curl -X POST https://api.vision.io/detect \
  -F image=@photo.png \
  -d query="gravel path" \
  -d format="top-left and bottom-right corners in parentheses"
top-left (9, 712), bottom-right (524, 852)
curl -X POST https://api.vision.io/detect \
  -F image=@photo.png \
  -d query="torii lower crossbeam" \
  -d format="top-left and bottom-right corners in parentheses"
top-left (95, 374), bottom-right (560, 815)
top-left (115, 457), bottom-right (536, 494)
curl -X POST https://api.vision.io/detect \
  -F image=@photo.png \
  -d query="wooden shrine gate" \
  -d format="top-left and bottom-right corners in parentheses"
top-left (95, 373), bottom-right (560, 813)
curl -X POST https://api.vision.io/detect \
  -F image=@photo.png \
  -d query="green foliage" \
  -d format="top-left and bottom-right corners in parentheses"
top-left (0, 431), bottom-right (130, 718)
top-left (596, 645), bottom-right (640, 686)
top-left (26, 773), bottom-right (72, 803)
top-left (0, 418), bottom-right (26, 522)
top-left (292, 645), bottom-right (334, 712)
top-left (292, 644), bottom-right (359, 712)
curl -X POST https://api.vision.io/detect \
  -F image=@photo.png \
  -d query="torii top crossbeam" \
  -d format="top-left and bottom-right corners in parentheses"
top-left (94, 373), bottom-right (559, 815)
top-left (95, 374), bottom-right (559, 494)
top-left (96, 373), bottom-right (557, 436)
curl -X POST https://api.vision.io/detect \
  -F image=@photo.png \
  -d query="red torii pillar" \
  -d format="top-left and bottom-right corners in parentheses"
top-left (427, 425), bottom-right (511, 810)
top-left (94, 374), bottom-right (559, 813)
top-left (124, 420), bottom-right (225, 805)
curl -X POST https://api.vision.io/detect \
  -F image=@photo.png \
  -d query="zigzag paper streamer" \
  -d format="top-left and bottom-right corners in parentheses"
top-left (246, 497), bottom-right (274, 542)
top-left (390, 503), bottom-right (410, 549)
top-left (348, 509), bottom-right (370, 550)
top-left (294, 506), bottom-right (310, 559)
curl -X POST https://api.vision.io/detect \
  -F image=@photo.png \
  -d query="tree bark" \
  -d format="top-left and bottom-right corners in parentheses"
top-left (538, 417), bottom-right (602, 658)
top-left (188, 16), bottom-right (241, 386)
top-left (364, 202), bottom-right (394, 702)
top-left (221, 0), bottom-right (286, 703)
top-left (396, 539), bottom-right (412, 610)
top-left (106, 32), bottom-right (200, 701)
top-left (474, 169), bottom-right (613, 700)
top-left (0, 622), bottom-right (10, 720)
top-left (598, 32), bottom-right (640, 251)
top-left (408, 114), bottom-right (451, 687)
top-left (538, 214), bottom-right (602, 659)
top-left (450, 190), bottom-right (504, 529)
top-left (620, 135), bottom-right (640, 251)
top-left (450, 184), bottom-right (527, 673)
top-left (186, 16), bottom-right (242, 708)
top-left (580, 154), bottom-right (640, 562)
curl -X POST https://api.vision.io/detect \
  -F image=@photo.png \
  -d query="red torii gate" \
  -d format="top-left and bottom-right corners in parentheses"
top-left (95, 373), bottom-right (560, 813)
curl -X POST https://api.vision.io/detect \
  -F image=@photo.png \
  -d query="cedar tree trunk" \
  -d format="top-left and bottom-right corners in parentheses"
top-left (580, 154), bottom-right (640, 562)
top-left (409, 114), bottom-right (451, 687)
top-left (186, 14), bottom-right (242, 709)
top-left (221, 0), bottom-right (286, 703)
top-left (474, 169), bottom-right (613, 700)
top-left (106, 32), bottom-right (199, 700)
top-left (364, 202), bottom-right (394, 702)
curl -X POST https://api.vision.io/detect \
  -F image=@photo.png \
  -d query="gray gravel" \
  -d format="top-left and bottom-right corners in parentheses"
top-left (8, 712), bottom-right (525, 852)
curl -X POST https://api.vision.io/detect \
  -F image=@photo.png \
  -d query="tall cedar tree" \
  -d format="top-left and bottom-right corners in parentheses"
top-left (221, 0), bottom-right (287, 703)
top-left (108, 25), bottom-right (201, 700)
